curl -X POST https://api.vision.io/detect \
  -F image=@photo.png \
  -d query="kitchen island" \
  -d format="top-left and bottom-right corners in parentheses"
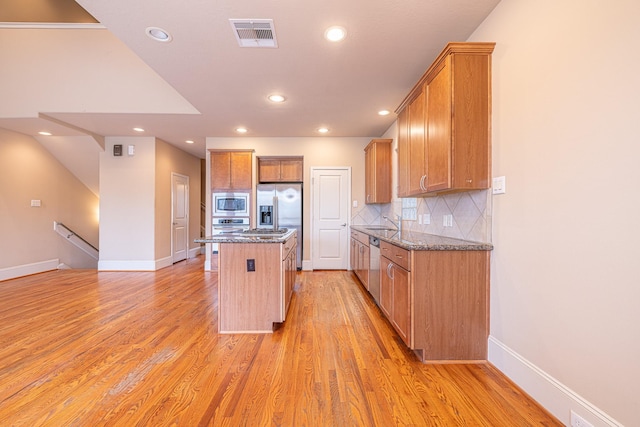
top-left (195, 229), bottom-right (297, 333)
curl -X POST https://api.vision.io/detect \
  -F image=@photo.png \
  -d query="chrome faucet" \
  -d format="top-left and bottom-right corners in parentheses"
top-left (383, 214), bottom-right (402, 234)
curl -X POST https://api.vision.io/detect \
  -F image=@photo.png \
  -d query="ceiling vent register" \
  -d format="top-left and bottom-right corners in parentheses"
top-left (229, 19), bottom-right (278, 48)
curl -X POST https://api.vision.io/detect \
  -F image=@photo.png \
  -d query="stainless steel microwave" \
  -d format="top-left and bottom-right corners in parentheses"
top-left (212, 192), bottom-right (250, 217)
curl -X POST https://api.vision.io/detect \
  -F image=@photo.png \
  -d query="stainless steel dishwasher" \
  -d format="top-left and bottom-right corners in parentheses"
top-left (369, 236), bottom-right (381, 305)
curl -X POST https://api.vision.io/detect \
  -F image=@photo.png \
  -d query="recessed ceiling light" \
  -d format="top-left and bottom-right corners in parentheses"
top-left (378, 110), bottom-right (390, 116)
top-left (146, 27), bottom-right (172, 42)
top-left (268, 94), bottom-right (286, 103)
top-left (133, 127), bottom-right (145, 132)
top-left (324, 26), bottom-right (346, 42)
top-left (185, 140), bottom-right (194, 144)
top-left (38, 131), bottom-right (52, 136)
top-left (236, 127), bottom-right (248, 134)
top-left (317, 127), bottom-right (329, 134)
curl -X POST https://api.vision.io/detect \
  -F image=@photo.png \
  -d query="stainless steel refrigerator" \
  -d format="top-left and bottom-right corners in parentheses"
top-left (256, 183), bottom-right (302, 269)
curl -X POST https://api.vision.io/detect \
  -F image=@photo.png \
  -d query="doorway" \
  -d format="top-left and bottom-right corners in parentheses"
top-left (311, 167), bottom-right (350, 269)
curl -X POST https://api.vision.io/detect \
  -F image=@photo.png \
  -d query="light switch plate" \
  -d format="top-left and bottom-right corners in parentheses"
top-left (492, 176), bottom-right (506, 194)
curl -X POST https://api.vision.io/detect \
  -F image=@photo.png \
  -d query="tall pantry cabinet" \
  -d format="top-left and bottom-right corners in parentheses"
top-left (396, 42), bottom-right (494, 197)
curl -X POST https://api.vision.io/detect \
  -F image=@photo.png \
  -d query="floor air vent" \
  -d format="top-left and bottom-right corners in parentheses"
top-left (229, 19), bottom-right (278, 48)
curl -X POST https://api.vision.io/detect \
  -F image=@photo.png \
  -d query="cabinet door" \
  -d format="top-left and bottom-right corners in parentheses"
top-left (365, 145), bottom-right (375, 204)
top-left (426, 58), bottom-right (452, 192)
top-left (361, 243), bottom-right (370, 290)
top-left (365, 139), bottom-right (392, 204)
top-left (350, 238), bottom-right (357, 272)
top-left (392, 265), bottom-right (410, 346)
top-left (396, 108), bottom-right (410, 197)
top-left (231, 152), bottom-right (252, 189)
top-left (408, 86), bottom-right (426, 195)
top-left (279, 158), bottom-right (303, 182)
top-left (380, 257), bottom-right (393, 318)
top-left (259, 159), bottom-right (281, 182)
top-left (450, 53), bottom-right (491, 190)
top-left (211, 151), bottom-right (232, 190)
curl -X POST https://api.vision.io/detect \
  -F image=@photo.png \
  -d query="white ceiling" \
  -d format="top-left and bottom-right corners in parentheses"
top-left (0, 0), bottom-right (501, 160)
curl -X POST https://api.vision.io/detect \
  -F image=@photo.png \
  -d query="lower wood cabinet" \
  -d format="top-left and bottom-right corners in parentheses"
top-left (380, 253), bottom-right (410, 346)
top-left (412, 250), bottom-right (489, 361)
top-left (378, 240), bottom-right (489, 362)
top-left (282, 235), bottom-right (297, 317)
top-left (350, 231), bottom-right (369, 290)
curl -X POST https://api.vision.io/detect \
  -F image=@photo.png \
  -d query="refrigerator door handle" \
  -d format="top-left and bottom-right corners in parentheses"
top-left (273, 196), bottom-right (278, 230)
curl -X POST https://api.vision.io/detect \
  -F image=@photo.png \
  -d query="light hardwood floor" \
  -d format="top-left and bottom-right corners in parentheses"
top-left (0, 256), bottom-right (561, 426)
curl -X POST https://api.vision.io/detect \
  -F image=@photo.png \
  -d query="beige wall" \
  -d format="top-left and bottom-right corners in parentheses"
top-left (98, 137), bottom-right (156, 269)
top-left (0, 128), bottom-right (99, 276)
top-left (99, 136), bottom-right (201, 270)
top-left (155, 139), bottom-right (201, 259)
top-left (470, 1), bottom-right (639, 425)
top-left (206, 136), bottom-right (372, 268)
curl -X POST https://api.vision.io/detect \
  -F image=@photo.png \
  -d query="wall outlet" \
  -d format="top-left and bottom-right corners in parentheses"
top-left (571, 411), bottom-right (594, 427)
top-left (443, 214), bottom-right (453, 227)
top-left (492, 176), bottom-right (506, 194)
top-left (30, 199), bottom-right (41, 207)
top-left (423, 213), bottom-right (431, 224)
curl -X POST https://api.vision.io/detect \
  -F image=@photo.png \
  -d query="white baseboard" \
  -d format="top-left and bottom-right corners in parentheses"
top-left (189, 247), bottom-right (202, 258)
top-left (0, 259), bottom-right (59, 281)
top-left (488, 336), bottom-right (621, 427)
top-left (302, 260), bottom-right (313, 271)
top-left (155, 255), bottom-right (173, 270)
top-left (98, 260), bottom-right (158, 271)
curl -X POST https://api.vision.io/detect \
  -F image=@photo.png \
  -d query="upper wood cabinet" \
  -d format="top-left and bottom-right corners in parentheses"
top-left (364, 139), bottom-right (392, 204)
top-left (396, 42), bottom-right (494, 196)
top-left (211, 150), bottom-right (253, 191)
top-left (258, 156), bottom-right (303, 183)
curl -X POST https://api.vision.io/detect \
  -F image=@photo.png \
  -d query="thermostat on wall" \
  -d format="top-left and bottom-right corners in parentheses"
top-left (113, 144), bottom-right (123, 156)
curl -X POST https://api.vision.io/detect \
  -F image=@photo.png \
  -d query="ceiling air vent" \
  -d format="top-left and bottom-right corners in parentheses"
top-left (229, 19), bottom-right (278, 48)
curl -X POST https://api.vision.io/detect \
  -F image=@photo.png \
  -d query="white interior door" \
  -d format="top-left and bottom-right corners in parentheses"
top-left (311, 168), bottom-right (350, 270)
top-left (172, 173), bottom-right (189, 263)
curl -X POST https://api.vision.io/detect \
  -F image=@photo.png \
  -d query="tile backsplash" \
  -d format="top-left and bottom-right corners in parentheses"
top-left (351, 189), bottom-right (492, 243)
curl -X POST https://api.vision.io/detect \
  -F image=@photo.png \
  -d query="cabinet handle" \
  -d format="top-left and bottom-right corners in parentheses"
top-left (386, 263), bottom-right (394, 279)
top-left (419, 175), bottom-right (427, 191)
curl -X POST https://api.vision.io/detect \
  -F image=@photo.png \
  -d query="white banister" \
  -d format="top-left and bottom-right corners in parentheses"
top-left (53, 221), bottom-right (99, 260)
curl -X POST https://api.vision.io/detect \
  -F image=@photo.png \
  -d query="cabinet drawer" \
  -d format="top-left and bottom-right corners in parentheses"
top-left (350, 230), bottom-right (369, 246)
top-left (380, 241), bottom-right (410, 271)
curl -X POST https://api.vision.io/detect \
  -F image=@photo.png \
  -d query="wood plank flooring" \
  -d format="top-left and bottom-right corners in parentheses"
top-left (0, 257), bottom-right (561, 426)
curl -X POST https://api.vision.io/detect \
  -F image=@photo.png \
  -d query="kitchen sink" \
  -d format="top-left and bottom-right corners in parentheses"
top-left (241, 228), bottom-right (288, 236)
top-left (364, 227), bottom-right (397, 232)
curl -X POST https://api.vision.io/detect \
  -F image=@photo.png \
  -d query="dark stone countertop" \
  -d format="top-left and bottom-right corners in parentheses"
top-left (350, 225), bottom-right (493, 251)
top-left (195, 228), bottom-right (296, 244)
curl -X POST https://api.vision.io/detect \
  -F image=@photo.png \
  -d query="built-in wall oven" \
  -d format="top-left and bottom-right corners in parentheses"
top-left (212, 192), bottom-right (250, 217)
top-left (211, 217), bottom-right (250, 253)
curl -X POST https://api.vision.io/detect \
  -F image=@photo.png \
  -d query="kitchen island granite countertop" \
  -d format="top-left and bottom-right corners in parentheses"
top-left (195, 228), bottom-right (296, 244)
top-left (351, 225), bottom-right (493, 251)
